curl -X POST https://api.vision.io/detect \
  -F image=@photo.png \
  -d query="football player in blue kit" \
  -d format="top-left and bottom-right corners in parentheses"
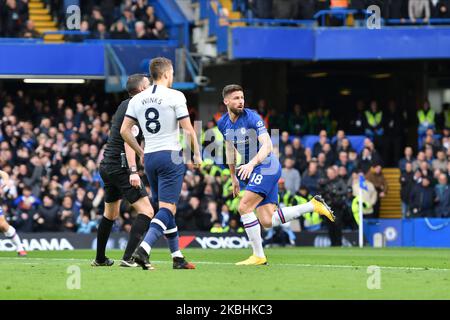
top-left (217, 85), bottom-right (335, 265)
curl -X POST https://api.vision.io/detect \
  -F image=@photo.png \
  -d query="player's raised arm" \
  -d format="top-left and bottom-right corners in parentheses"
top-left (179, 117), bottom-right (202, 167)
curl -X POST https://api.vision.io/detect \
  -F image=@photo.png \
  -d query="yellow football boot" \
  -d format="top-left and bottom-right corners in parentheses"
top-left (311, 195), bottom-right (336, 222)
top-left (235, 255), bottom-right (268, 266)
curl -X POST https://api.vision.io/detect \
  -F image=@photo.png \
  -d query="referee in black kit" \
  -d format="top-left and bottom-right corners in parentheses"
top-left (92, 74), bottom-right (154, 267)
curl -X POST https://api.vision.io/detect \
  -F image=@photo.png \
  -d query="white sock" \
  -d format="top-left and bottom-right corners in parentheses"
top-left (241, 212), bottom-right (265, 258)
top-left (140, 241), bottom-right (151, 254)
top-left (4, 226), bottom-right (24, 252)
top-left (272, 202), bottom-right (314, 227)
top-left (171, 250), bottom-right (183, 258)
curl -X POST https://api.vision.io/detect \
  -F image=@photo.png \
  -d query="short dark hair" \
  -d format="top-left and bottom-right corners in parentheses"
top-left (126, 74), bottom-right (148, 97)
top-left (44, 194), bottom-right (55, 202)
top-left (222, 84), bottom-right (243, 99)
top-left (149, 57), bottom-right (172, 81)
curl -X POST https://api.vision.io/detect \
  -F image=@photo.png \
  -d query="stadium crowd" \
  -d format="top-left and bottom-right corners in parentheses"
top-left (242, 0), bottom-right (450, 21)
top-left (3, 0), bottom-right (450, 39)
top-left (0, 86), bottom-right (449, 237)
top-left (399, 129), bottom-right (450, 218)
top-left (0, 0), bottom-right (169, 40)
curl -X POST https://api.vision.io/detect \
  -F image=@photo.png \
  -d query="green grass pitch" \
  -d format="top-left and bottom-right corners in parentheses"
top-left (1, 248), bottom-right (450, 300)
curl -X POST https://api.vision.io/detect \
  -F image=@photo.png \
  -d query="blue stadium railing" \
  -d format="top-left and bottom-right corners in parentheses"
top-left (150, 0), bottom-right (190, 48)
top-left (200, 1), bottom-right (450, 58)
top-left (227, 18), bottom-right (316, 27)
top-left (386, 18), bottom-right (450, 25)
top-left (0, 34), bottom-right (198, 92)
top-left (0, 37), bottom-right (43, 43)
top-left (210, 0), bottom-right (450, 27)
top-left (314, 8), bottom-right (360, 25)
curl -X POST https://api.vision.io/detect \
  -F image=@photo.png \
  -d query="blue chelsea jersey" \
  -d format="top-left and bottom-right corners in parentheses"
top-left (217, 108), bottom-right (268, 164)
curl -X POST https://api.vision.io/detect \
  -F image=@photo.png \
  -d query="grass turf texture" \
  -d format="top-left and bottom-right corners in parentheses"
top-left (1, 248), bottom-right (450, 300)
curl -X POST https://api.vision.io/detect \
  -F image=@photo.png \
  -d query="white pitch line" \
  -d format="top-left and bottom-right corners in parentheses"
top-left (0, 257), bottom-right (449, 272)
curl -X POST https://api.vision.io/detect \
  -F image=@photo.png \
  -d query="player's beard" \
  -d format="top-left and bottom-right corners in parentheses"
top-left (229, 105), bottom-right (244, 116)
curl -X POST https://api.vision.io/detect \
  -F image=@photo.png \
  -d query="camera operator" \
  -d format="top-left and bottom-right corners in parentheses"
top-left (319, 166), bottom-right (348, 246)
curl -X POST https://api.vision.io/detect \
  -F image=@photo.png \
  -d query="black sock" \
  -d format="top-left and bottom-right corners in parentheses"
top-left (96, 216), bottom-right (114, 262)
top-left (122, 214), bottom-right (151, 261)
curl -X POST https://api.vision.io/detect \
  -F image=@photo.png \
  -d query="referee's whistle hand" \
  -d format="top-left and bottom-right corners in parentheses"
top-left (129, 173), bottom-right (141, 188)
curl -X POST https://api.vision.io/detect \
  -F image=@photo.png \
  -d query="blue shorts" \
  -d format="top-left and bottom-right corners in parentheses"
top-left (240, 153), bottom-right (282, 208)
top-left (0, 207), bottom-right (3, 216)
top-left (144, 150), bottom-right (186, 205)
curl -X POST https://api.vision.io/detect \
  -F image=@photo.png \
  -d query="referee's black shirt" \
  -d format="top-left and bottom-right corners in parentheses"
top-left (102, 98), bottom-right (141, 165)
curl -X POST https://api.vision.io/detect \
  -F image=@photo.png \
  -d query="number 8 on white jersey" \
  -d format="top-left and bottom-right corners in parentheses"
top-left (125, 84), bottom-right (189, 154)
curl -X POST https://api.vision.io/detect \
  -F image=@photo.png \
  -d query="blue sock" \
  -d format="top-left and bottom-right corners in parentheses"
top-left (141, 208), bottom-right (172, 254)
top-left (165, 215), bottom-right (182, 258)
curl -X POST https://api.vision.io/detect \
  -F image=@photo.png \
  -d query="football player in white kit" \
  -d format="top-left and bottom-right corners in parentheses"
top-left (0, 170), bottom-right (27, 256)
top-left (121, 57), bottom-right (201, 270)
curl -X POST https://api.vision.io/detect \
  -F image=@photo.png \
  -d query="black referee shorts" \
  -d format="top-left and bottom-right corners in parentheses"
top-left (99, 162), bottom-right (148, 204)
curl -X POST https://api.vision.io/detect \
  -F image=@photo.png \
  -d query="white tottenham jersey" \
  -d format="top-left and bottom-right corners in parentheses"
top-left (125, 84), bottom-right (189, 153)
